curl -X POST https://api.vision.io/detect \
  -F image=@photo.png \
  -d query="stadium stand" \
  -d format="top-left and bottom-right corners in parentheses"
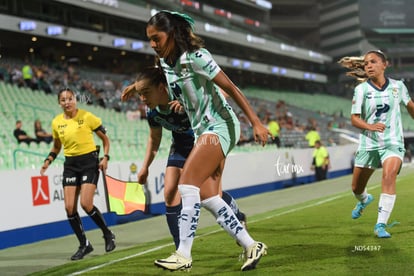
top-left (7, 0), bottom-right (413, 170)
top-left (2, 76), bottom-right (359, 171)
top-left (0, 80), bottom-right (166, 170)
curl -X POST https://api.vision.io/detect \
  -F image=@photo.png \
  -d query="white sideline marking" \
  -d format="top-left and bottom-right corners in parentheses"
top-left (68, 244), bottom-right (170, 275)
top-left (68, 228), bottom-right (223, 275)
top-left (68, 185), bottom-right (381, 275)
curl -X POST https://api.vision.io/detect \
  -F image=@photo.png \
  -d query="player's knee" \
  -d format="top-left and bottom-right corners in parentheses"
top-left (65, 205), bottom-right (77, 216)
top-left (80, 202), bottom-right (93, 213)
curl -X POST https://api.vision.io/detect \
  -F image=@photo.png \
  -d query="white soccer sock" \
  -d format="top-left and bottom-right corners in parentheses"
top-left (201, 195), bottom-right (254, 249)
top-left (354, 188), bottom-right (368, 203)
top-left (376, 193), bottom-right (396, 225)
top-left (177, 184), bottom-right (200, 259)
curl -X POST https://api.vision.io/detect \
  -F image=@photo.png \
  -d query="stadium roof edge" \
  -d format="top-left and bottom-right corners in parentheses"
top-left (52, 0), bottom-right (332, 64)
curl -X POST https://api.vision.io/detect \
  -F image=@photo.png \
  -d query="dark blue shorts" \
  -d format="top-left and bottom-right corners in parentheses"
top-left (167, 141), bottom-right (192, 168)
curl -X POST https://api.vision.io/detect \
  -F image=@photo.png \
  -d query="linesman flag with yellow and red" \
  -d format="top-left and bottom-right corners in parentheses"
top-left (104, 174), bottom-right (147, 215)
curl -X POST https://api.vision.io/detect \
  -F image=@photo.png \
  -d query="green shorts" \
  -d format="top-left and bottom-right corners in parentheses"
top-left (354, 146), bottom-right (405, 169)
top-left (197, 120), bottom-right (240, 157)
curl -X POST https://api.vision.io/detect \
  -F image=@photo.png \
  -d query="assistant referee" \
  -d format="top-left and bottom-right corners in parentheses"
top-left (40, 88), bottom-right (115, 260)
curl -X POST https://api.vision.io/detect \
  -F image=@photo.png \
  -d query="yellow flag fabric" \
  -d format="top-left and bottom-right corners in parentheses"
top-left (105, 174), bottom-right (146, 215)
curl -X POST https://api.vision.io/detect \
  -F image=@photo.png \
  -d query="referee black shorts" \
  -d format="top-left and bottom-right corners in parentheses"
top-left (62, 151), bottom-right (99, 186)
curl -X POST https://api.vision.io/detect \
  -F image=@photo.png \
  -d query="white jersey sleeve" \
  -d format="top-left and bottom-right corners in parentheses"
top-left (188, 48), bottom-right (221, 81)
top-left (399, 80), bottom-right (411, 106)
top-left (351, 83), bottom-right (365, 115)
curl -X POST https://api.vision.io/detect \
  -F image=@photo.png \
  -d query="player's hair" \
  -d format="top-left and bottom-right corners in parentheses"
top-left (135, 66), bottom-right (167, 86)
top-left (147, 11), bottom-right (204, 65)
top-left (337, 50), bottom-right (388, 82)
top-left (57, 88), bottom-right (75, 102)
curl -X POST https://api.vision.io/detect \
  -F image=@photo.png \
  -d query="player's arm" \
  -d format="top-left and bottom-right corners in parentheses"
top-left (406, 100), bottom-right (414, 119)
top-left (323, 148), bottom-right (330, 169)
top-left (95, 126), bottom-right (110, 172)
top-left (212, 70), bottom-right (271, 145)
top-left (138, 127), bottom-right (162, 184)
top-left (351, 114), bottom-right (385, 132)
top-left (40, 138), bottom-right (62, 175)
top-left (218, 87), bottom-right (229, 98)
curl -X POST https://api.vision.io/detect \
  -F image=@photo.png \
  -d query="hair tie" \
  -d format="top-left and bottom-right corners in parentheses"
top-left (163, 10), bottom-right (195, 30)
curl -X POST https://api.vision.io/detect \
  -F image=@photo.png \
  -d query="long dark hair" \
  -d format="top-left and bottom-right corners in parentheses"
top-left (135, 66), bottom-right (167, 86)
top-left (147, 11), bottom-right (204, 64)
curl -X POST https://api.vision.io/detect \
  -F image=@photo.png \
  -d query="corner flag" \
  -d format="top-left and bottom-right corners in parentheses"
top-left (103, 174), bottom-right (147, 215)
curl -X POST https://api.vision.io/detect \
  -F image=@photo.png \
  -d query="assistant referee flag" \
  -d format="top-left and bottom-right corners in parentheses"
top-left (104, 174), bottom-right (146, 215)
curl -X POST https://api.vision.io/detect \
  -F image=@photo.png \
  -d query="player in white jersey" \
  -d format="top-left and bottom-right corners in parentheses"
top-left (146, 11), bottom-right (270, 272)
top-left (339, 50), bottom-right (414, 238)
top-left (121, 67), bottom-right (248, 251)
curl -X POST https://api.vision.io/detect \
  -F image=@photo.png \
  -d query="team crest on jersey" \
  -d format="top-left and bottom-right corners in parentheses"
top-left (180, 64), bottom-right (190, 75)
top-left (181, 67), bottom-right (190, 76)
top-left (392, 87), bottom-right (398, 98)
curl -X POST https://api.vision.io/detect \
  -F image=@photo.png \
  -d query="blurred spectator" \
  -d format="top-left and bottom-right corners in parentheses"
top-left (311, 140), bottom-right (330, 181)
top-left (327, 120), bottom-right (339, 131)
top-left (0, 63), bottom-right (9, 81)
top-left (267, 116), bottom-right (281, 147)
top-left (306, 117), bottom-right (318, 130)
top-left (294, 119), bottom-right (306, 132)
top-left (103, 76), bottom-right (115, 90)
top-left (13, 120), bottom-right (37, 145)
top-left (22, 61), bottom-right (36, 90)
top-left (35, 65), bottom-right (52, 94)
top-left (305, 126), bottom-right (321, 147)
top-left (238, 114), bottom-right (254, 145)
top-left (327, 137), bottom-right (337, 146)
top-left (284, 111), bottom-right (295, 130)
top-left (34, 119), bottom-right (53, 144)
top-left (11, 66), bottom-right (24, 87)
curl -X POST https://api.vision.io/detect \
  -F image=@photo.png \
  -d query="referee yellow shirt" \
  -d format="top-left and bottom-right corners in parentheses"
top-left (52, 109), bottom-right (101, 156)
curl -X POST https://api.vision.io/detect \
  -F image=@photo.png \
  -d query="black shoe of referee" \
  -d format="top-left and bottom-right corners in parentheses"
top-left (71, 242), bottom-right (94, 260)
top-left (104, 231), bottom-right (116, 252)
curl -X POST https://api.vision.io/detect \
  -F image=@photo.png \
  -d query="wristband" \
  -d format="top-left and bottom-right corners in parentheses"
top-left (104, 154), bottom-right (110, 161)
top-left (48, 152), bottom-right (57, 160)
top-left (45, 152), bottom-right (57, 164)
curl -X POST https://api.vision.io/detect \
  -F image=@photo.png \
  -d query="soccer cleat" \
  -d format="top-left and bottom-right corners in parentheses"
top-left (352, 194), bottom-right (374, 219)
top-left (241, 242), bottom-right (267, 271)
top-left (71, 242), bottom-right (94, 260)
top-left (103, 231), bottom-right (116, 252)
top-left (374, 223), bottom-right (391, 238)
top-left (154, 251), bottom-right (192, 271)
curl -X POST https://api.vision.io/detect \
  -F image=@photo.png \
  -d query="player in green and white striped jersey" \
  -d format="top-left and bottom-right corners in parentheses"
top-left (351, 76), bottom-right (410, 151)
top-left (146, 11), bottom-right (270, 272)
top-left (340, 50), bottom-right (414, 238)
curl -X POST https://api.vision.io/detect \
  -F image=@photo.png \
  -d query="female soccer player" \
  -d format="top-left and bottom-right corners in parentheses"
top-left (339, 50), bottom-right (414, 238)
top-left (121, 67), bottom-right (247, 250)
top-left (40, 88), bottom-right (115, 260)
top-left (146, 11), bottom-right (270, 271)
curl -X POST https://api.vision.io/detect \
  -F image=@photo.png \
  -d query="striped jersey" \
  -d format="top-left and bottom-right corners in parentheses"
top-left (351, 78), bottom-right (411, 150)
top-left (159, 48), bottom-right (238, 137)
